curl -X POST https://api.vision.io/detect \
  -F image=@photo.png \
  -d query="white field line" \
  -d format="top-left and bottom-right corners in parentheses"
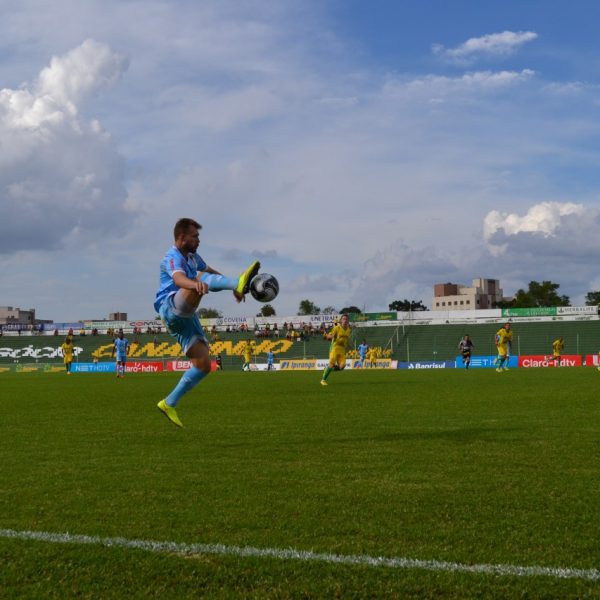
top-left (1, 528), bottom-right (598, 582)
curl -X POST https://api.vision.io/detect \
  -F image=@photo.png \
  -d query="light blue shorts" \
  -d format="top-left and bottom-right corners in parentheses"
top-left (159, 294), bottom-right (209, 355)
top-left (116, 354), bottom-right (127, 363)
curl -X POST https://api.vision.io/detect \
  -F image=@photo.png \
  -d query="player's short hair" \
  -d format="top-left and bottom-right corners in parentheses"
top-left (174, 218), bottom-right (202, 239)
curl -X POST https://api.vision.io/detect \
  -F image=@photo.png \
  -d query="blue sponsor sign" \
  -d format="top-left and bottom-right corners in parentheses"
top-left (397, 361), bottom-right (455, 369)
top-left (455, 355), bottom-right (518, 369)
top-left (42, 322), bottom-right (84, 331)
top-left (72, 362), bottom-right (116, 373)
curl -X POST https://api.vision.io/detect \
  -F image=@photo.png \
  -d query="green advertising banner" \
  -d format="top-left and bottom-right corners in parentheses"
top-left (501, 307), bottom-right (557, 317)
top-left (349, 312), bottom-right (397, 322)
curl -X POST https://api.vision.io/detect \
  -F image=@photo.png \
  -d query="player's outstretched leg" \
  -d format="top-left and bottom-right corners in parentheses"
top-left (198, 261), bottom-right (260, 300)
top-left (236, 261), bottom-right (260, 295)
top-left (157, 297), bottom-right (212, 427)
top-left (158, 365), bottom-right (209, 427)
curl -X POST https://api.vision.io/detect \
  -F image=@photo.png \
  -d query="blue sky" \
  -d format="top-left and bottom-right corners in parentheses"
top-left (2, 1), bottom-right (600, 321)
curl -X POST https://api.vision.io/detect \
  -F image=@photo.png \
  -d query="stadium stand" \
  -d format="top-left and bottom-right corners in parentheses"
top-left (1, 320), bottom-right (599, 368)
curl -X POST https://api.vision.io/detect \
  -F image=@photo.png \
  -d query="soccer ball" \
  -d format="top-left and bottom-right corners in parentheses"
top-left (249, 273), bottom-right (279, 302)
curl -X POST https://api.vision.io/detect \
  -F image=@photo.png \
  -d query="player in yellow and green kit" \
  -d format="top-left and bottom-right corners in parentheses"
top-left (494, 323), bottom-right (512, 372)
top-left (242, 340), bottom-right (253, 371)
top-left (321, 314), bottom-right (351, 385)
top-left (61, 336), bottom-right (74, 374)
top-left (552, 337), bottom-right (564, 366)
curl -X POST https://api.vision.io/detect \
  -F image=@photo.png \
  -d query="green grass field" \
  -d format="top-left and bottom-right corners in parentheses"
top-left (0, 368), bottom-right (598, 598)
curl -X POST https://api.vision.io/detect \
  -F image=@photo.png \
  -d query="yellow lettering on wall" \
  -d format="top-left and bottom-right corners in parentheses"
top-left (210, 341), bottom-right (234, 355)
top-left (92, 344), bottom-right (114, 358)
top-left (254, 340), bottom-right (293, 354)
top-left (91, 338), bottom-right (294, 358)
top-left (130, 342), bottom-right (183, 358)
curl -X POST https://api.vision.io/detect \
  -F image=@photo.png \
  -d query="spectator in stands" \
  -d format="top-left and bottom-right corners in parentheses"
top-left (154, 217), bottom-right (260, 427)
top-left (215, 353), bottom-right (223, 370)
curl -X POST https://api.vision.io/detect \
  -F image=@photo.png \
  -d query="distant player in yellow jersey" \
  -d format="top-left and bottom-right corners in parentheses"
top-left (242, 340), bottom-right (253, 371)
top-left (551, 337), bottom-right (564, 366)
top-left (321, 314), bottom-right (351, 385)
top-left (494, 323), bottom-right (512, 372)
top-left (61, 337), bottom-right (74, 375)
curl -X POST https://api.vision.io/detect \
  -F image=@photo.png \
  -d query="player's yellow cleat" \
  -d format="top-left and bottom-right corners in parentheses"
top-left (235, 261), bottom-right (261, 296)
top-left (320, 380), bottom-right (328, 386)
top-left (157, 399), bottom-right (183, 428)
top-left (495, 367), bottom-right (502, 373)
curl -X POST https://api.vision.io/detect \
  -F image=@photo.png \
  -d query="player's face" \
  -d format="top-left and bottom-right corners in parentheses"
top-left (181, 226), bottom-right (200, 254)
top-left (341, 315), bottom-right (349, 327)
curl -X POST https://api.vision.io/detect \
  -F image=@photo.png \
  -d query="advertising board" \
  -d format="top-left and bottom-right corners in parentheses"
top-left (72, 362), bottom-right (116, 373)
top-left (166, 360), bottom-right (218, 372)
top-left (279, 359), bottom-right (317, 370)
top-left (398, 361), bottom-right (455, 369)
top-left (454, 355), bottom-right (518, 369)
top-left (518, 355), bottom-right (582, 368)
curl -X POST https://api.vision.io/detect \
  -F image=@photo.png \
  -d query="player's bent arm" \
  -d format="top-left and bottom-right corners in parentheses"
top-left (172, 271), bottom-right (208, 295)
top-left (201, 265), bottom-right (222, 276)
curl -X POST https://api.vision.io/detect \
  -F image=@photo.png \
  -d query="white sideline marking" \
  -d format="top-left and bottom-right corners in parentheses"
top-left (1, 528), bottom-right (598, 582)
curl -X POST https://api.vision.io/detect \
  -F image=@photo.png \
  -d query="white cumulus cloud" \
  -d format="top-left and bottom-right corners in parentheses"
top-left (434, 31), bottom-right (538, 63)
top-left (483, 201), bottom-right (595, 255)
top-left (0, 39), bottom-right (130, 253)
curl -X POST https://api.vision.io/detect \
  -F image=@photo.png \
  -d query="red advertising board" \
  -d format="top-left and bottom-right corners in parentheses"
top-left (518, 355), bottom-right (582, 368)
top-left (584, 355), bottom-right (600, 367)
top-left (124, 361), bottom-right (164, 373)
top-left (166, 360), bottom-right (218, 372)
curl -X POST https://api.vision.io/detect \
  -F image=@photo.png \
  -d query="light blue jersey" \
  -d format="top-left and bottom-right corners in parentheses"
top-left (154, 246), bottom-right (207, 312)
top-left (114, 337), bottom-right (129, 360)
top-left (267, 351), bottom-right (274, 364)
top-left (358, 343), bottom-right (368, 359)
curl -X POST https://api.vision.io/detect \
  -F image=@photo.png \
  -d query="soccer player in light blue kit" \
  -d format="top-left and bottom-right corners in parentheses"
top-left (112, 331), bottom-right (130, 378)
top-left (267, 350), bottom-right (274, 371)
top-left (155, 218), bottom-right (260, 427)
top-left (358, 340), bottom-right (369, 368)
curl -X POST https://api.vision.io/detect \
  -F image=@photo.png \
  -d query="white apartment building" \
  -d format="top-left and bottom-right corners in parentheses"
top-left (432, 278), bottom-right (505, 311)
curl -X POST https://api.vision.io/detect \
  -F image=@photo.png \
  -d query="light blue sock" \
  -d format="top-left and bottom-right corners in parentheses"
top-left (200, 273), bottom-right (238, 291)
top-left (165, 366), bottom-right (208, 407)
